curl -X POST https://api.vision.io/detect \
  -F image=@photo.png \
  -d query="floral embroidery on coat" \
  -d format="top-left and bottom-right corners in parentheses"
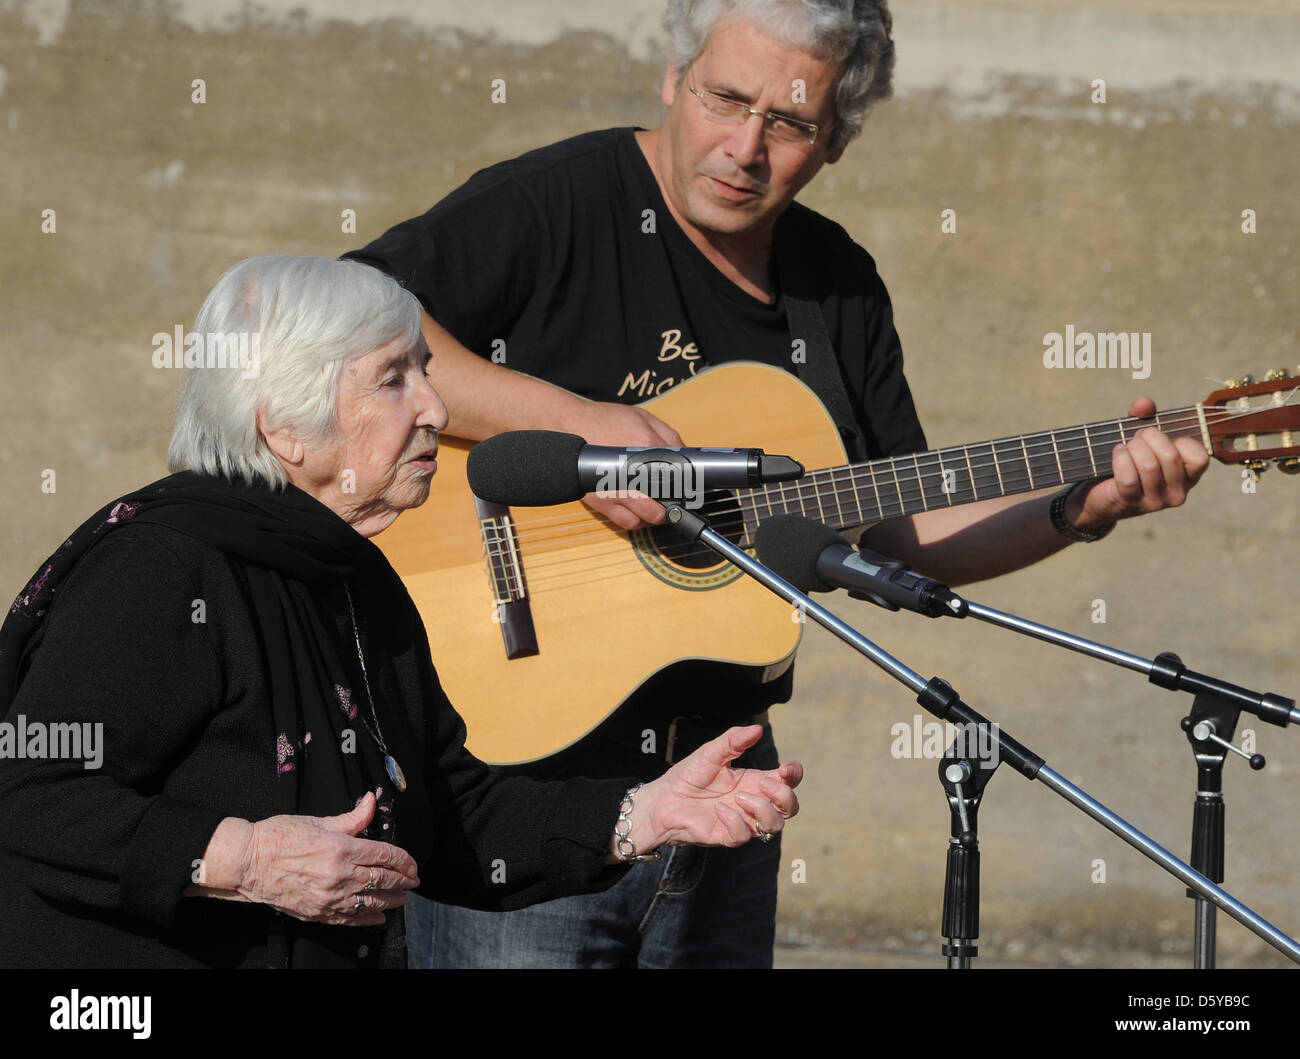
top-left (275, 732), bottom-right (296, 776)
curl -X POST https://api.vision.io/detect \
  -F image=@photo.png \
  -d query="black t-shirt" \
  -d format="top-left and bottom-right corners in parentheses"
top-left (345, 127), bottom-right (926, 459)
top-left (344, 127), bottom-right (928, 780)
top-left (0, 522), bottom-right (630, 967)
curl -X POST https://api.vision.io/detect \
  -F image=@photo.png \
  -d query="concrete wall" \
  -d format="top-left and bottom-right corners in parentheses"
top-left (1, 0), bottom-right (1296, 966)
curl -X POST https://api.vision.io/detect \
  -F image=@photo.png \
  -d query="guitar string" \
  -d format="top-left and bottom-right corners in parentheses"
top-left (498, 461), bottom-right (1232, 576)
top-left (492, 483), bottom-right (1289, 590)
top-left (486, 486), bottom-right (1124, 590)
top-left (487, 398), bottom-right (1292, 544)
top-left (496, 402), bottom-right (1275, 555)
top-left (499, 401), bottom-right (1265, 539)
top-left (488, 439), bottom-right (1297, 584)
top-left (476, 398), bottom-right (1296, 580)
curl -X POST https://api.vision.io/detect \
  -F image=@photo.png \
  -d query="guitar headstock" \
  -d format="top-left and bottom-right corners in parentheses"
top-left (1202, 369), bottom-right (1300, 474)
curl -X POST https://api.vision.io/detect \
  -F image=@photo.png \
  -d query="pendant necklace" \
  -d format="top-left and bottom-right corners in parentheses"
top-left (344, 583), bottom-right (407, 792)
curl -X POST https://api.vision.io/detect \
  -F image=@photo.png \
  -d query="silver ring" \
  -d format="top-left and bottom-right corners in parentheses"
top-left (352, 894), bottom-right (365, 914)
top-left (756, 828), bottom-right (774, 844)
top-left (365, 869), bottom-right (377, 892)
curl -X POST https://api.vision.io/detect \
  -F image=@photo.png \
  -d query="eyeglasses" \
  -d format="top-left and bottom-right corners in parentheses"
top-left (686, 81), bottom-right (822, 145)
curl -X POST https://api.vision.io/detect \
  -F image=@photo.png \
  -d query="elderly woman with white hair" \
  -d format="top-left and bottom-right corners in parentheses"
top-left (0, 255), bottom-right (801, 969)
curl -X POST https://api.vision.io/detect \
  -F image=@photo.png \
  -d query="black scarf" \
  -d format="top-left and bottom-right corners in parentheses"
top-left (1, 471), bottom-right (405, 967)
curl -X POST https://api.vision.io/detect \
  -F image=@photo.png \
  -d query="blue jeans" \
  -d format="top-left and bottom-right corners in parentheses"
top-left (408, 728), bottom-right (781, 968)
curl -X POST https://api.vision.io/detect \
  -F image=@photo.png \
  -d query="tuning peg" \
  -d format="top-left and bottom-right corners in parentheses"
top-left (1276, 458), bottom-right (1300, 474)
top-left (1266, 368), bottom-right (1291, 380)
top-left (1243, 458), bottom-right (1268, 472)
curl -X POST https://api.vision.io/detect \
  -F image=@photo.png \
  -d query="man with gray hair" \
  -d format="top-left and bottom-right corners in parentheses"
top-left (346, 0), bottom-right (1206, 968)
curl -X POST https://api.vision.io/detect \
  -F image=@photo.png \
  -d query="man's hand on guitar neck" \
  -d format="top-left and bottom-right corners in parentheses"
top-left (863, 397), bottom-right (1211, 587)
top-left (1065, 396), bottom-right (1212, 534)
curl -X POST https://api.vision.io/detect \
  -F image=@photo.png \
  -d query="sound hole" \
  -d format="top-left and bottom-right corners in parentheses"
top-left (645, 490), bottom-right (746, 570)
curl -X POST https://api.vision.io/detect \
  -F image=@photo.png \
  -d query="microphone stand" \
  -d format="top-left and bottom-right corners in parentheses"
top-left (656, 501), bottom-right (1300, 966)
top-left (937, 747), bottom-right (992, 967)
top-left (836, 545), bottom-right (1298, 968)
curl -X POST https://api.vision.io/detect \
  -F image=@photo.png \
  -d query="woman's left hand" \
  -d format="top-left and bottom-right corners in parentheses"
top-left (615, 725), bottom-right (802, 857)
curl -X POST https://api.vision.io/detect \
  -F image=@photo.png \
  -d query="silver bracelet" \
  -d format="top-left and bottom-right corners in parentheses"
top-left (614, 783), bottom-right (662, 863)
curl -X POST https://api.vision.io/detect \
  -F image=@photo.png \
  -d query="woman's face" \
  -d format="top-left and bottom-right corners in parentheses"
top-left (292, 332), bottom-right (448, 537)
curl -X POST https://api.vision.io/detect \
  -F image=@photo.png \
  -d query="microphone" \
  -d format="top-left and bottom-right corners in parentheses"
top-left (467, 430), bottom-right (804, 507)
top-left (755, 514), bottom-right (967, 618)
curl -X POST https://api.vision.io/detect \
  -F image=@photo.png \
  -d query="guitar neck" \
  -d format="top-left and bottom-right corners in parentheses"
top-left (738, 406), bottom-right (1207, 531)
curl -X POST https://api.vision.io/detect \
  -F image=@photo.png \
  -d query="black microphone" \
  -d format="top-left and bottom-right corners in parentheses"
top-left (467, 430), bottom-right (804, 507)
top-left (755, 514), bottom-right (967, 618)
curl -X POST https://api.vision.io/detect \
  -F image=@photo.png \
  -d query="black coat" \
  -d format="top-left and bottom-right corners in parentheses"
top-left (0, 519), bottom-right (628, 968)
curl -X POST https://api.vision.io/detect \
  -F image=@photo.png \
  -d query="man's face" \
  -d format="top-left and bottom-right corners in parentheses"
top-left (658, 16), bottom-right (846, 247)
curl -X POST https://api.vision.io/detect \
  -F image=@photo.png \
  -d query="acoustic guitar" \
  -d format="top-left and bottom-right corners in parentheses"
top-left (377, 362), bottom-right (1300, 764)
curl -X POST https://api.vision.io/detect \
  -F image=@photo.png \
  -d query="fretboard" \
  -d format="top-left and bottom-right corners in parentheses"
top-left (737, 407), bottom-right (1205, 531)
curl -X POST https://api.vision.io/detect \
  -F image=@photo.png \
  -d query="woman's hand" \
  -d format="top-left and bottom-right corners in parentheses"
top-left (614, 726), bottom-right (803, 858)
top-left (190, 793), bottom-right (419, 927)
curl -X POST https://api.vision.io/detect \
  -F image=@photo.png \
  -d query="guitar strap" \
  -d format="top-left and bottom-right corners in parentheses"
top-left (779, 282), bottom-right (869, 464)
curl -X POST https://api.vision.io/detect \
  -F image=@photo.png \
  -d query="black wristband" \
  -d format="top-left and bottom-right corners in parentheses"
top-left (1051, 481), bottom-right (1115, 543)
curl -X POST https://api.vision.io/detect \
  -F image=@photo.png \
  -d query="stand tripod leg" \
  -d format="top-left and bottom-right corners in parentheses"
top-left (939, 757), bottom-right (989, 968)
top-left (1189, 790), bottom-right (1225, 969)
top-left (1194, 899), bottom-right (1217, 968)
top-left (942, 831), bottom-right (980, 969)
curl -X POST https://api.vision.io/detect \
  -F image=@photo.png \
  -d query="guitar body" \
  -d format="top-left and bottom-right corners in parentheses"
top-left (376, 360), bottom-right (1298, 764)
top-left (376, 362), bottom-right (848, 764)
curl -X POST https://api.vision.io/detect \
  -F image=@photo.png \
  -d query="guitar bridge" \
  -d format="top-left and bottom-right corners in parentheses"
top-left (476, 498), bottom-right (539, 660)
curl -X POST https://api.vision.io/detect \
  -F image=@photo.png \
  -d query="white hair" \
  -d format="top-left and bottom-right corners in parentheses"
top-left (662, 0), bottom-right (895, 152)
top-left (167, 255), bottom-right (423, 488)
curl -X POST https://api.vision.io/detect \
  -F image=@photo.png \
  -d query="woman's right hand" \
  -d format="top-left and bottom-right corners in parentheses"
top-left (241, 792), bottom-right (420, 927)
top-left (192, 793), bottom-right (419, 927)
